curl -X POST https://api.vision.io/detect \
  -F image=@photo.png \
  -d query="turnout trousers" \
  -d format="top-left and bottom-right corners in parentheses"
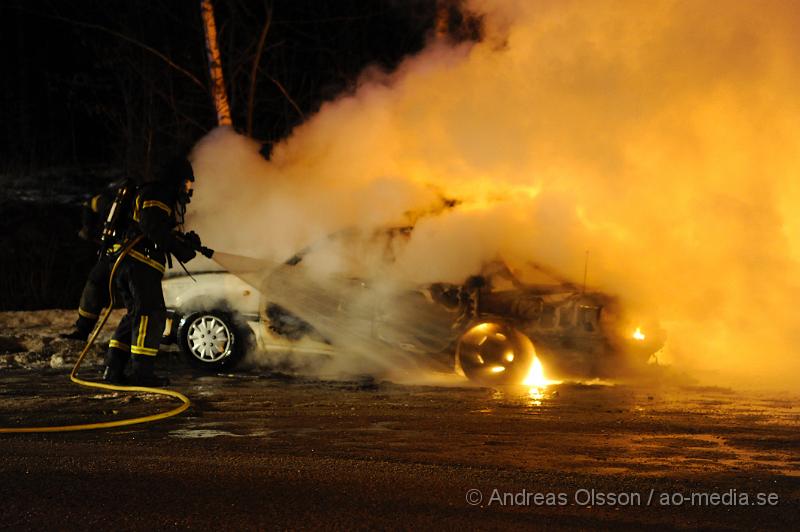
top-left (104, 255), bottom-right (166, 380)
top-left (74, 256), bottom-right (113, 336)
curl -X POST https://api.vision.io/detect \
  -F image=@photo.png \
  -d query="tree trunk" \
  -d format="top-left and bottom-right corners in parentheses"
top-left (200, 0), bottom-right (232, 126)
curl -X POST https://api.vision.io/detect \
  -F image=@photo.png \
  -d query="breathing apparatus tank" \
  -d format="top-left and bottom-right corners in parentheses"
top-left (99, 181), bottom-right (134, 255)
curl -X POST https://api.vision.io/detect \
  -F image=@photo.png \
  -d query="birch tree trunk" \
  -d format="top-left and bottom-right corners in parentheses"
top-left (200, 0), bottom-right (232, 126)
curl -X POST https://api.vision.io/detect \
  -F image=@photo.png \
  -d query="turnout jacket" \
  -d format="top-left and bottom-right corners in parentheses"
top-left (113, 182), bottom-right (196, 273)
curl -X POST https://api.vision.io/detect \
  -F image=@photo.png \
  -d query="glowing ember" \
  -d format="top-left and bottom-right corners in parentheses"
top-left (632, 328), bottom-right (646, 341)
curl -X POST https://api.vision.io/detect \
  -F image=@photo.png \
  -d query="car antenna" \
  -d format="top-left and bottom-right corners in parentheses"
top-left (582, 250), bottom-right (589, 295)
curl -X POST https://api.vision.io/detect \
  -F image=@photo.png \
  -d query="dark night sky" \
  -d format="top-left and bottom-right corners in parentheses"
top-left (1, 0), bottom-right (444, 177)
top-left (0, 0), bottom-right (469, 310)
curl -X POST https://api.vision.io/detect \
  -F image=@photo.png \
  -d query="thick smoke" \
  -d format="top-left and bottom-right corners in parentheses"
top-left (187, 0), bottom-right (800, 389)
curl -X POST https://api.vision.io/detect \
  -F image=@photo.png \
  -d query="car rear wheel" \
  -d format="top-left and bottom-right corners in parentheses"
top-left (456, 322), bottom-right (534, 385)
top-left (177, 311), bottom-right (250, 370)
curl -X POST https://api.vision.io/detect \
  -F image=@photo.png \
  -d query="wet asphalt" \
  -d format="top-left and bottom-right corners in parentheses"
top-left (1, 367), bottom-right (798, 530)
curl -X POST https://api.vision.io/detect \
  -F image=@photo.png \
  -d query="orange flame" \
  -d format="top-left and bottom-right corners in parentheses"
top-left (522, 355), bottom-right (559, 387)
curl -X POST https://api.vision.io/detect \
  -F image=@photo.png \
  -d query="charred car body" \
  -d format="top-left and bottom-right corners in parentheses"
top-left (161, 229), bottom-right (664, 384)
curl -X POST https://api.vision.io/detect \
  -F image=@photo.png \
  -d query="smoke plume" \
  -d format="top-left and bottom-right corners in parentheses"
top-left (187, 0), bottom-right (800, 389)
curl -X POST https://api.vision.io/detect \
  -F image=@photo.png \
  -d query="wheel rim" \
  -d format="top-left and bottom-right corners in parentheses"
top-left (186, 315), bottom-right (233, 363)
top-left (456, 322), bottom-right (534, 384)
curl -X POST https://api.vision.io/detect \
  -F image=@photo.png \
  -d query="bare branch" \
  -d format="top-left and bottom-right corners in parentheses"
top-left (262, 69), bottom-right (305, 121)
top-left (247, 4), bottom-right (273, 137)
top-left (27, 9), bottom-right (207, 91)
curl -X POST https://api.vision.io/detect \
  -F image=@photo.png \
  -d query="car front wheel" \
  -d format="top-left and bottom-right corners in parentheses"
top-left (177, 311), bottom-right (250, 370)
top-left (456, 322), bottom-right (534, 385)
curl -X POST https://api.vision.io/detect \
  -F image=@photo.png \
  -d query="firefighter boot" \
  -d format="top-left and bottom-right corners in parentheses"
top-left (103, 349), bottom-right (129, 385)
top-left (61, 328), bottom-right (90, 341)
top-left (130, 356), bottom-right (170, 387)
top-left (61, 317), bottom-right (95, 341)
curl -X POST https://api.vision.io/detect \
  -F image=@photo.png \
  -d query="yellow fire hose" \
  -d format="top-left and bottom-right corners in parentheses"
top-left (0, 236), bottom-right (190, 433)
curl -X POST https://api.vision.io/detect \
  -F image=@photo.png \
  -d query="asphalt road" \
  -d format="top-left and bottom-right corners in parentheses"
top-left (1, 367), bottom-right (798, 530)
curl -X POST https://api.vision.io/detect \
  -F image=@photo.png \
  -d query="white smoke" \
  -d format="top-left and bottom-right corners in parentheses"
top-left (187, 0), bottom-right (800, 389)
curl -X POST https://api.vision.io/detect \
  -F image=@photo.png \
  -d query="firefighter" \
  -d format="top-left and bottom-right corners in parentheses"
top-left (62, 181), bottom-right (130, 341)
top-left (103, 156), bottom-right (210, 386)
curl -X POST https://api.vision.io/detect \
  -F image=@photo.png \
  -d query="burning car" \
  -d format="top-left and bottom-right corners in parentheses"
top-left (161, 229), bottom-right (665, 384)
